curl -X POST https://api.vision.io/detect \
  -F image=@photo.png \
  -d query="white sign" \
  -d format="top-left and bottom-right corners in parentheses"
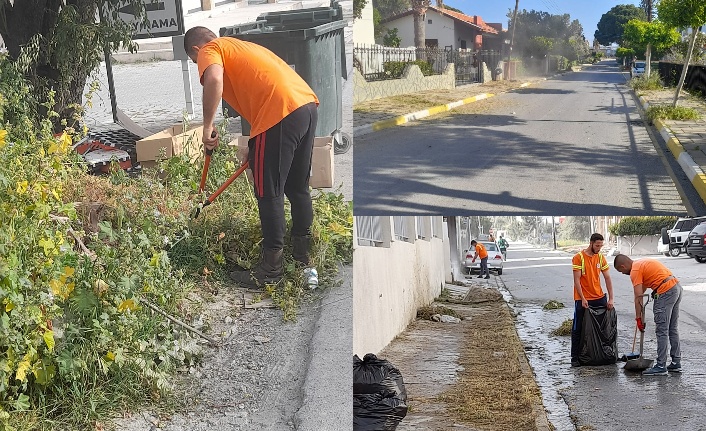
top-left (116, 0), bottom-right (185, 40)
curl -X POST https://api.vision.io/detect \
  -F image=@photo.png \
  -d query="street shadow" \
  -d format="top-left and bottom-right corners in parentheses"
top-left (354, 104), bottom-right (680, 214)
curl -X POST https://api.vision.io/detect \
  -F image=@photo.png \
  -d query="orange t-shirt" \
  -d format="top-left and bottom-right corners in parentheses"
top-left (197, 37), bottom-right (319, 137)
top-left (630, 259), bottom-right (678, 295)
top-left (572, 251), bottom-right (609, 301)
top-left (475, 244), bottom-right (488, 259)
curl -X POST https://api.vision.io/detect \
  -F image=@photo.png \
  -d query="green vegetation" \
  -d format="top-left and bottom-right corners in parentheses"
top-left (608, 216), bottom-right (678, 237)
top-left (0, 45), bottom-right (352, 429)
top-left (383, 60), bottom-right (435, 78)
top-left (543, 300), bottom-right (566, 310)
top-left (646, 105), bottom-right (700, 121)
top-left (629, 73), bottom-right (663, 91)
top-left (594, 4), bottom-right (646, 46)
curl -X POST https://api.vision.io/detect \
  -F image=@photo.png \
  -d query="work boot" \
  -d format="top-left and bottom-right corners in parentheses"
top-left (484, 275), bottom-right (491, 279)
top-left (571, 358), bottom-right (581, 368)
top-left (292, 235), bottom-right (312, 267)
top-left (642, 365), bottom-right (668, 376)
top-left (667, 362), bottom-right (682, 373)
top-left (476, 275), bottom-right (483, 278)
top-left (230, 248), bottom-right (283, 289)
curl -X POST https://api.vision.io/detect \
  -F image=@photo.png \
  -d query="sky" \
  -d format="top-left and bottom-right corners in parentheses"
top-left (444, 0), bottom-right (643, 42)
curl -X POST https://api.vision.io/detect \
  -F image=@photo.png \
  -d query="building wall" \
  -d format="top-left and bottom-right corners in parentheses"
top-left (353, 63), bottom-right (455, 104)
top-left (352, 0), bottom-right (375, 45)
top-left (383, 14), bottom-right (416, 48)
top-left (353, 216), bottom-right (448, 357)
top-left (423, 10), bottom-right (455, 47)
top-left (617, 236), bottom-right (661, 255)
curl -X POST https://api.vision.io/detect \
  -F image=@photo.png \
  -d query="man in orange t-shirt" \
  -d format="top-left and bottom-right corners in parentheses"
top-left (614, 255), bottom-right (682, 376)
top-left (184, 26), bottom-right (319, 288)
top-left (470, 240), bottom-right (490, 279)
top-left (570, 233), bottom-right (614, 367)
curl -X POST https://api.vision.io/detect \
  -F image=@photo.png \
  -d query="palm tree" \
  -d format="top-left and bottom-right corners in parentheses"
top-left (436, 0), bottom-right (444, 9)
top-left (411, 0), bottom-right (431, 49)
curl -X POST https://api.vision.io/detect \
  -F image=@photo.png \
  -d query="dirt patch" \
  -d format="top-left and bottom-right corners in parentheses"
top-left (552, 319), bottom-right (573, 336)
top-left (417, 305), bottom-right (460, 320)
top-left (543, 300), bottom-right (565, 310)
top-left (438, 301), bottom-right (543, 431)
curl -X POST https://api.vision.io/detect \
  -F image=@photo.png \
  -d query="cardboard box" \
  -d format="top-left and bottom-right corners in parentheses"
top-left (228, 136), bottom-right (334, 189)
top-left (136, 124), bottom-right (204, 164)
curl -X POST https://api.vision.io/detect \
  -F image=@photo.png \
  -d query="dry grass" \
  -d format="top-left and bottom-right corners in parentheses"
top-left (543, 300), bottom-right (565, 310)
top-left (439, 302), bottom-right (542, 431)
top-left (552, 319), bottom-right (573, 336)
top-left (417, 305), bottom-right (460, 320)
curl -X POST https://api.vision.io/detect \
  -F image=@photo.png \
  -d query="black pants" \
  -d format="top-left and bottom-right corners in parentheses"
top-left (248, 102), bottom-right (317, 250)
top-left (571, 294), bottom-right (607, 359)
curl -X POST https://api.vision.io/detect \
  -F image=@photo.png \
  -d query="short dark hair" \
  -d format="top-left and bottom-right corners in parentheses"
top-left (590, 233), bottom-right (604, 243)
top-left (614, 253), bottom-right (629, 268)
top-left (470, 240), bottom-right (477, 246)
top-left (184, 26), bottom-right (217, 56)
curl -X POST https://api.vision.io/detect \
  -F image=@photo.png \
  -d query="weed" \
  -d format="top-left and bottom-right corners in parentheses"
top-left (417, 305), bottom-right (459, 320)
top-left (552, 319), bottom-right (574, 336)
top-left (646, 105), bottom-right (700, 121)
top-left (543, 300), bottom-right (566, 310)
top-left (629, 73), bottom-right (663, 91)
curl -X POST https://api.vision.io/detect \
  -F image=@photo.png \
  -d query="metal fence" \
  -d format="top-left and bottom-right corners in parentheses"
top-left (357, 216), bottom-right (384, 247)
top-left (354, 44), bottom-right (502, 85)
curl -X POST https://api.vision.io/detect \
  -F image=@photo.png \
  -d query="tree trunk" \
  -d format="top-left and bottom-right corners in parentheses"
top-left (413, 9), bottom-right (426, 49)
top-left (673, 27), bottom-right (700, 107)
top-left (645, 43), bottom-right (651, 77)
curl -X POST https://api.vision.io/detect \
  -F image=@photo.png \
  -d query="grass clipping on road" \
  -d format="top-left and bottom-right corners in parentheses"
top-left (439, 301), bottom-right (542, 431)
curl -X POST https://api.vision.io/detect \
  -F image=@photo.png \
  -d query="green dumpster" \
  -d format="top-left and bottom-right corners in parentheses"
top-left (219, 1), bottom-right (350, 154)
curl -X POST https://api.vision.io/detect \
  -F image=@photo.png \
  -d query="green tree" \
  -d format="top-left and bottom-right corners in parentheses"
top-left (623, 19), bottom-right (681, 76)
top-left (658, 0), bottom-right (706, 106)
top-left (526, 36), bottom-right (555, 58)
top-left (383, 27), bottom-right (402, 47)
top-left (508, 9), bottom-right (585, 58)
top-left (594, 4), bottom-right (646, 45)
top-left (0, 0), bottom-right (144, 131)
top-left (373, 0), bottom-right (410, 19)
top-left (558, 217), bottom-right (591, 242)
top-left (354, 0), bottom-right (368, 19)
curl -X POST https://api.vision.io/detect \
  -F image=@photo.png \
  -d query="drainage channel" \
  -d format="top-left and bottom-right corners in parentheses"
top-left (494, 277), bottom-right (576, 431)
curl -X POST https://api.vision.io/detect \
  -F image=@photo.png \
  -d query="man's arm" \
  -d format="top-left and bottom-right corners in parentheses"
top-left (633, 284), bottom-right (644, 319)
top-left (573, 270), bottom-right (588, 308)
top-left (602, 269), bottom-right (614, 309)
top-left (202, 64), bottom-right (224, 150)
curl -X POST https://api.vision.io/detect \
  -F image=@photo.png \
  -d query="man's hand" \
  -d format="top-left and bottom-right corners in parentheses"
top-left (471, 259), bottom-right (476, 263)
top-left (203, 125), bottom-right (219, 151)
top-left (636, 317), bottom-right (646, 332)
top-left (607, 298), bottom-right (614, 310)
top-left (581, 298), bottom-right (588, 309)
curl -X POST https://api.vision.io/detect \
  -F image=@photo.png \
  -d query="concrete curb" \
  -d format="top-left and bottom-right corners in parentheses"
top-left (638, 96), bottom-right (706, 204)
top-left (353, 73), bottom-right (571, 137)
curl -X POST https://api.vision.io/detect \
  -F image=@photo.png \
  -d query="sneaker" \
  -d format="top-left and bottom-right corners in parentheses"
top-left (477, 275), bottom-right (483, 278)
top-left (484, 275), bottom-right (491, 279)
top-left (571, 359), bottom-right (581, 368)
top-left (667, 362), bottom-right (682, 373)
top-left (642, 365), bottom-right (668, 376)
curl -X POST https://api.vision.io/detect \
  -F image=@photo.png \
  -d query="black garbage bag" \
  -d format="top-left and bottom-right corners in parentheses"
top-left (353, 353), bottom-right (408, 431)
top-left (579, 306), bottom-right (618, 366)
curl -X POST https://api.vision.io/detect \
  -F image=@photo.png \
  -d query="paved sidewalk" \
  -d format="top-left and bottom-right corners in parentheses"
top-left (637, 89), bottom-right (706, 205)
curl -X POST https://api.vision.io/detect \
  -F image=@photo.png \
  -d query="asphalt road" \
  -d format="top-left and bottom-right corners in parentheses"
top-left (354, 60), bottom-right (698, 215)
top-left (500, 241), bottom-right (706, 431)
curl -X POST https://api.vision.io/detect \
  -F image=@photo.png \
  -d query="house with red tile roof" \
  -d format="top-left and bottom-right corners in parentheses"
top-left (380, 6), bottom-right (505, 51)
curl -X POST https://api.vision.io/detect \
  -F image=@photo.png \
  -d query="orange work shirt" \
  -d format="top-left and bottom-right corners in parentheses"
top-left (630, 259), bottom-right (678, 295)
top-left (572, 251), bottom-right (609, 301)
top-left (197, 37), bottom-right (319, 137)
top-left (475, 244), bottom-right (488, 259)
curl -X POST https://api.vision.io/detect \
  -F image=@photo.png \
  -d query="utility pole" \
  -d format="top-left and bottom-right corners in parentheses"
top-left (552, 216), bottom-right (557, 250)
top-left (506, 0), bottom-right (520, 79)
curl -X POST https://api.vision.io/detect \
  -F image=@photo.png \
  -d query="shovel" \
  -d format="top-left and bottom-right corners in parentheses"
top-left (618, 326), bottom-right (640, 362)
top-left (624, 294), bottom-right (654, 372)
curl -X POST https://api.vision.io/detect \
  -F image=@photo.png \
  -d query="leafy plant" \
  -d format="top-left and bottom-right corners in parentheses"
top-left (629, 72), bottom-right (663, 90)
top-left (383, 60), bottom-right (434, 78)
top-left (608, 216), bottom-right (678, 236)
top-left (646, 105), bottom-right (700, 121)
top-left (383, 27), bottom-right (402, 47)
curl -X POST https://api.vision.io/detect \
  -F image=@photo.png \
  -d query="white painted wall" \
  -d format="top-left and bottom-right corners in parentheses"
top-left (183, 0), bottom-right (203, 14)
top-left (617, 235), bottom-right (661, 256)
top-left (353, 217), bottom-right (448, 357)
top-left (383, 14), bottom-right (415, 48)
top-left (423, 10), bottom-right (455, 47)
top-left (352, 0), bottom-right (375, 44)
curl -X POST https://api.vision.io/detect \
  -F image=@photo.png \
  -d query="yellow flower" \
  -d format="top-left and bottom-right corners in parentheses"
top-left (15, 180), bottom-right (28, 195)
top-left (0, 129), bottom-right (7, 149)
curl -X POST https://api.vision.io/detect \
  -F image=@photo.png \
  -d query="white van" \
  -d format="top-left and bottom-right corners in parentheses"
top-left (659, 216), bottom-right (706, 256)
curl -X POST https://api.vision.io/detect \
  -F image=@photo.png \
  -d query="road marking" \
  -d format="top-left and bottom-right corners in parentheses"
top-left (682, 283), bottom-right (706, 292)
top-left (505, 256), bottom-right (569, 263)
top-left (506, 263), bottom-right (572, 270)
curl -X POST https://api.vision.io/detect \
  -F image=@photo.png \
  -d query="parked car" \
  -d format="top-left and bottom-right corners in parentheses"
top-left (658, 216), bottom-right (706, 256)
top-left (685, 221), bottom-right (706, 263)
top-left (631, 61), bottom-right (646, 78)
top-left (464, 241), bottom-right (504, 275)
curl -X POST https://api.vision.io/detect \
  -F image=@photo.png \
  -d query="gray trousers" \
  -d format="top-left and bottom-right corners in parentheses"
top-left (480, 257), bottom-right (489, 277)
top-left (653, 283), bottom-right (683, 367)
